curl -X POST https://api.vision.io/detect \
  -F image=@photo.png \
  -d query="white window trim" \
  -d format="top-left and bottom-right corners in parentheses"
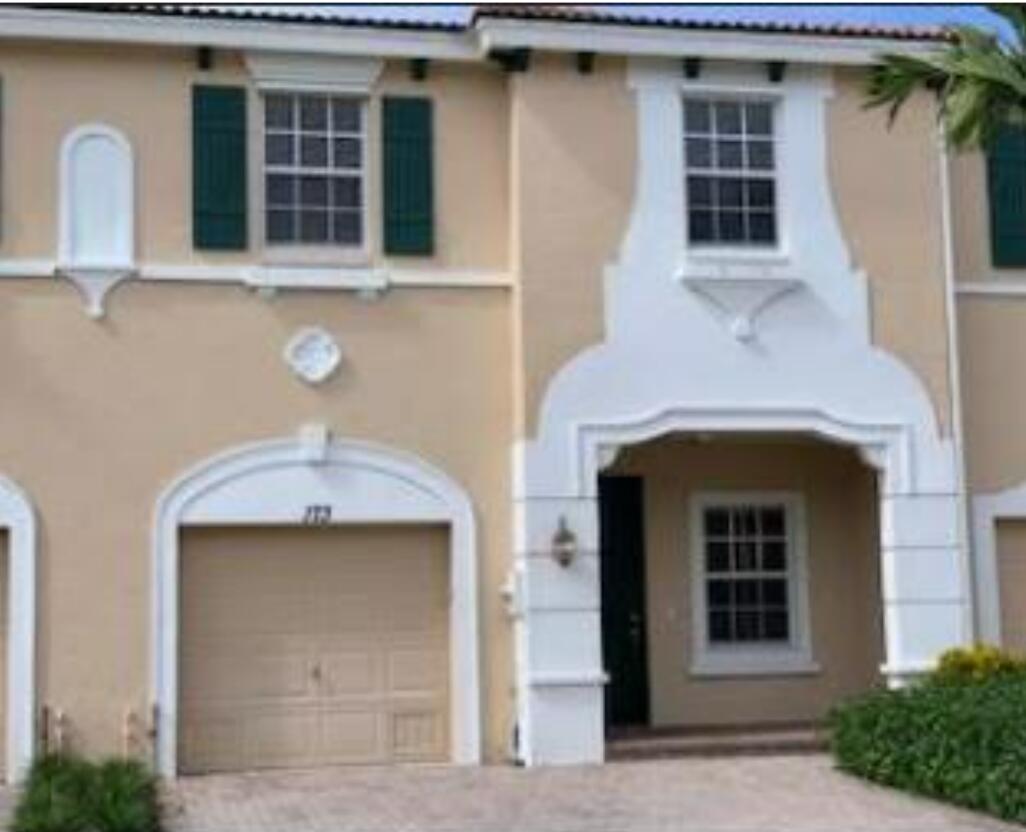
top-left (679, 78), bottom-right (791, 266)
top-left (688, 491), bottom-right (818, 677)
top-left (252, 91), bottom-right (373, 268)
top-left (245, 52), bottom-right (381, 275)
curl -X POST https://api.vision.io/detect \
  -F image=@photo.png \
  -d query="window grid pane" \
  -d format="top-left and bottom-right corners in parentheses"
top-left (704, 503), bottom-right (790, 644)
top-left (264, 93), bottom-right (364, 246)
top-left (683, 97), bottom-right (778, 247)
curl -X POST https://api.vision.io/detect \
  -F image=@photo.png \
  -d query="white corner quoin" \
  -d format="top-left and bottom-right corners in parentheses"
top-left (510, 57), bottom-right (969, 766)
top-left (151, 427), bottom-right (481, 776)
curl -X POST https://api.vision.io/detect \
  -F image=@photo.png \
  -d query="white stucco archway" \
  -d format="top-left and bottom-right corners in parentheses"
top-left (509, 57), bottom-right (970, 766)
top-left (0, 475), bottom-right (36, 783)
top-left (152, 428), bottom-right (480, 776)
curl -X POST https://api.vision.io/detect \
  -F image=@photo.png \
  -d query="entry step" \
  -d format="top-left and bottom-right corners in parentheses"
top-left (606, 723), bottom-right (828, 760)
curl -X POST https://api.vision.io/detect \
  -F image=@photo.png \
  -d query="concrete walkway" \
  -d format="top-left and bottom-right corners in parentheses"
top-left (163, 754), bottom-right (1018, 832)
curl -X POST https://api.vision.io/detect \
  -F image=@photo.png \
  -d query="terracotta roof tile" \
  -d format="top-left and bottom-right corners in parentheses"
top-left (472, 4), bottom-right (949, 42)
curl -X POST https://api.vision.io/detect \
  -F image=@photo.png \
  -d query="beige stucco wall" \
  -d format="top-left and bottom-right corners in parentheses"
top-left (0, 41), bottom-right (508, 274)
top-left (827, 68), bottom-right (952, 436)
top-left (957, 298), bottom-right (1026, 492)
top-left (948, 150), bottom-right (1026, 284)
top-left (0, 279), bottom-right (513, 762)
top-left (509, 54), bottom-right (636, 436)
top-left (612, 437), bottom-right (883, 727)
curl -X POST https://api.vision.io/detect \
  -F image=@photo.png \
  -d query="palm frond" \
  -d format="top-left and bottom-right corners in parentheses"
top-left (865, 14), bottom-right (1026, 150)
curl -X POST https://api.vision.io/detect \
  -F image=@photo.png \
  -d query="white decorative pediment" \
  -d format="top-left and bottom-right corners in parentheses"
top-left (245, 51), bottom-right (383, 94)
top-left (283, 326), bottom-right (342, 385)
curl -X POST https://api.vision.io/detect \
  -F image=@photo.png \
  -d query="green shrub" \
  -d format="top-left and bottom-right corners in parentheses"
top-left (933, 644), bottom-right (1026, 684)
top-left (12, 754), bottom-right (161, 832)
top-left (91, 759), bottom-right (161, 832)
top-left (830, 673), bottom-right (1026, 823)
top-left (13, 754), bottom-right (95, 832)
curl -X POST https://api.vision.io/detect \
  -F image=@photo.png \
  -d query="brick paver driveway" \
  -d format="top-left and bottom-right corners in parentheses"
top-left (163, 754), bottom-right (1017, 832)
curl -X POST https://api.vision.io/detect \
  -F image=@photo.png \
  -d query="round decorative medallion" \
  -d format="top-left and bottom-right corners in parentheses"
top-left (283, 327), bottom-right (342, 385)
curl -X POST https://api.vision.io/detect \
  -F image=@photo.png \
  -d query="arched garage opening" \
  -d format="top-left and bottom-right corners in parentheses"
top-left (152, 427), bottom-right (480, 776)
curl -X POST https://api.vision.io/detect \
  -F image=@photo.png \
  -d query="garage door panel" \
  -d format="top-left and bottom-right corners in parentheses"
top-left (388, 648), bottom-right (447, 694)
top-left (245, 709), bottom-right (321, 768)
top-left (179, 711), bottom-right (243, 774)
top-left (318, 709), bottom-right (385, 763)
top-left (182, 638), bottom-right (315, 702)
top-left (390, 709), bottom-right (447, 759)
top-left (180, 524), bottom-right (450, 773)
top-left (318, 649), bottom-right (381, 696)
top-left (318, 598), bottom-right (384, 634)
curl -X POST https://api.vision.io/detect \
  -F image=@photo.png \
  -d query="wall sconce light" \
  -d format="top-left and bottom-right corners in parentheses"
top-left (551, 516), bottom-right (578, 568)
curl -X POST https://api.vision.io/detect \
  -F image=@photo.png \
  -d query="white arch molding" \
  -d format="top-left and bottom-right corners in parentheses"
top-left (151, 428), bottom-right (481, 776)
top-left (0, 476), bottom-right (36, 783)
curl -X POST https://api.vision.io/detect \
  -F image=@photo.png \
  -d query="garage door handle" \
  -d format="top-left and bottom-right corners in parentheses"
top-left (310, 663), bottom-right (322, 683)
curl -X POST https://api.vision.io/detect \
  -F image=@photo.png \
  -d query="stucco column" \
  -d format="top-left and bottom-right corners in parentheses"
top-left (512, 495), bottom-right (605, 765)
top-left (878, 488), bottom-right (970, 684)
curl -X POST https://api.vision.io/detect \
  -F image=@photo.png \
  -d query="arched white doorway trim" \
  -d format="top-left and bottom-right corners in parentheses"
top-left (570, 405), bottom-right (914, 499)
top-left (152, 427), bottom-right (480, 776)
top-left (0, 475), bottom-right (36, 783)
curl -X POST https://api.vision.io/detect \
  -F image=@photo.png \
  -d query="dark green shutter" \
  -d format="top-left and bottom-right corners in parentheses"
top-left (988, 123), bottom-right (1026, 267)
top-left (192, 85), bottom-right (247, 250)
top-left (383, 97), bottom-right (434, 255)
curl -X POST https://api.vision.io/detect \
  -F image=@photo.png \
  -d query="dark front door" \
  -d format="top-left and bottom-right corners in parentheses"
top-left (599, 475), bottom-right (650, 730)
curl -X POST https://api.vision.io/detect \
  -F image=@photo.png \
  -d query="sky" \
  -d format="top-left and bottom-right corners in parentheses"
top-left (245, 4), bottom-right (1004, 32)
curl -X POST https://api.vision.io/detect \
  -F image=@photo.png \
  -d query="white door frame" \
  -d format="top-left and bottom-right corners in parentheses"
top-left (0, 475), bottom-right (36, 783)
top-left (151, 428), bottom-right (481, 776)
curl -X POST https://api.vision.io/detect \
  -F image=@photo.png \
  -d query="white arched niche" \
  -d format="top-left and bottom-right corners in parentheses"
top-left (57, 124), bottom-right (135, 318)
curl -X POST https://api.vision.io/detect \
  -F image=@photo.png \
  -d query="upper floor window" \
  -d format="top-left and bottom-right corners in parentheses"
top-left (263, 93), bottom-right (364, 247)
top-left (683, 99), bottom-right (777, 247)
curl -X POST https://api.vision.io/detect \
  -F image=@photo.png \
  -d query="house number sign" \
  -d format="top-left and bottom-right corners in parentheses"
top-left (303, 504), bottom-right (332, 525)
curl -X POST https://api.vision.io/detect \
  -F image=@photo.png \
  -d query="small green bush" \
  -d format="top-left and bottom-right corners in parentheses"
top-left (91, 759), bottom-right (161, 832)
top-left (933, 644), bottom-right (1026, 684)
top-left (830, 672), bottom-right (1026, 823)
top-left (12, 754), bottom-right (161, 832)
top-left (12, 755), bottom-right (95, 832)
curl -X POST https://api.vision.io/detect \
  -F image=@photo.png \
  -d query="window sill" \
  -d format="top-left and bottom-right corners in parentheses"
top-left (690, 650), bottom-right (820, 679)
top-left (247, 264), bottom-right (387, 292)
top-left (260, 244), bottom-right (372, 269)
top-left (686, 246), bottom-right (790, 264)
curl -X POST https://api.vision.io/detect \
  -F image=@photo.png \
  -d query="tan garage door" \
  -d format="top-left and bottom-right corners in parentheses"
top-left (998, 520), bottom-right (1026, 653)
top-left (179, 524), bottom-right (450, 774)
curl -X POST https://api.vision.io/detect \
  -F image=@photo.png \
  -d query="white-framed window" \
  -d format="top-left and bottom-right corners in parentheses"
top-left (262, 92), bottom-right (365, 248)
top-left (689, 492), bottom-right (816, 676)
top-left (683, 98), bottom-right (778, 248)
